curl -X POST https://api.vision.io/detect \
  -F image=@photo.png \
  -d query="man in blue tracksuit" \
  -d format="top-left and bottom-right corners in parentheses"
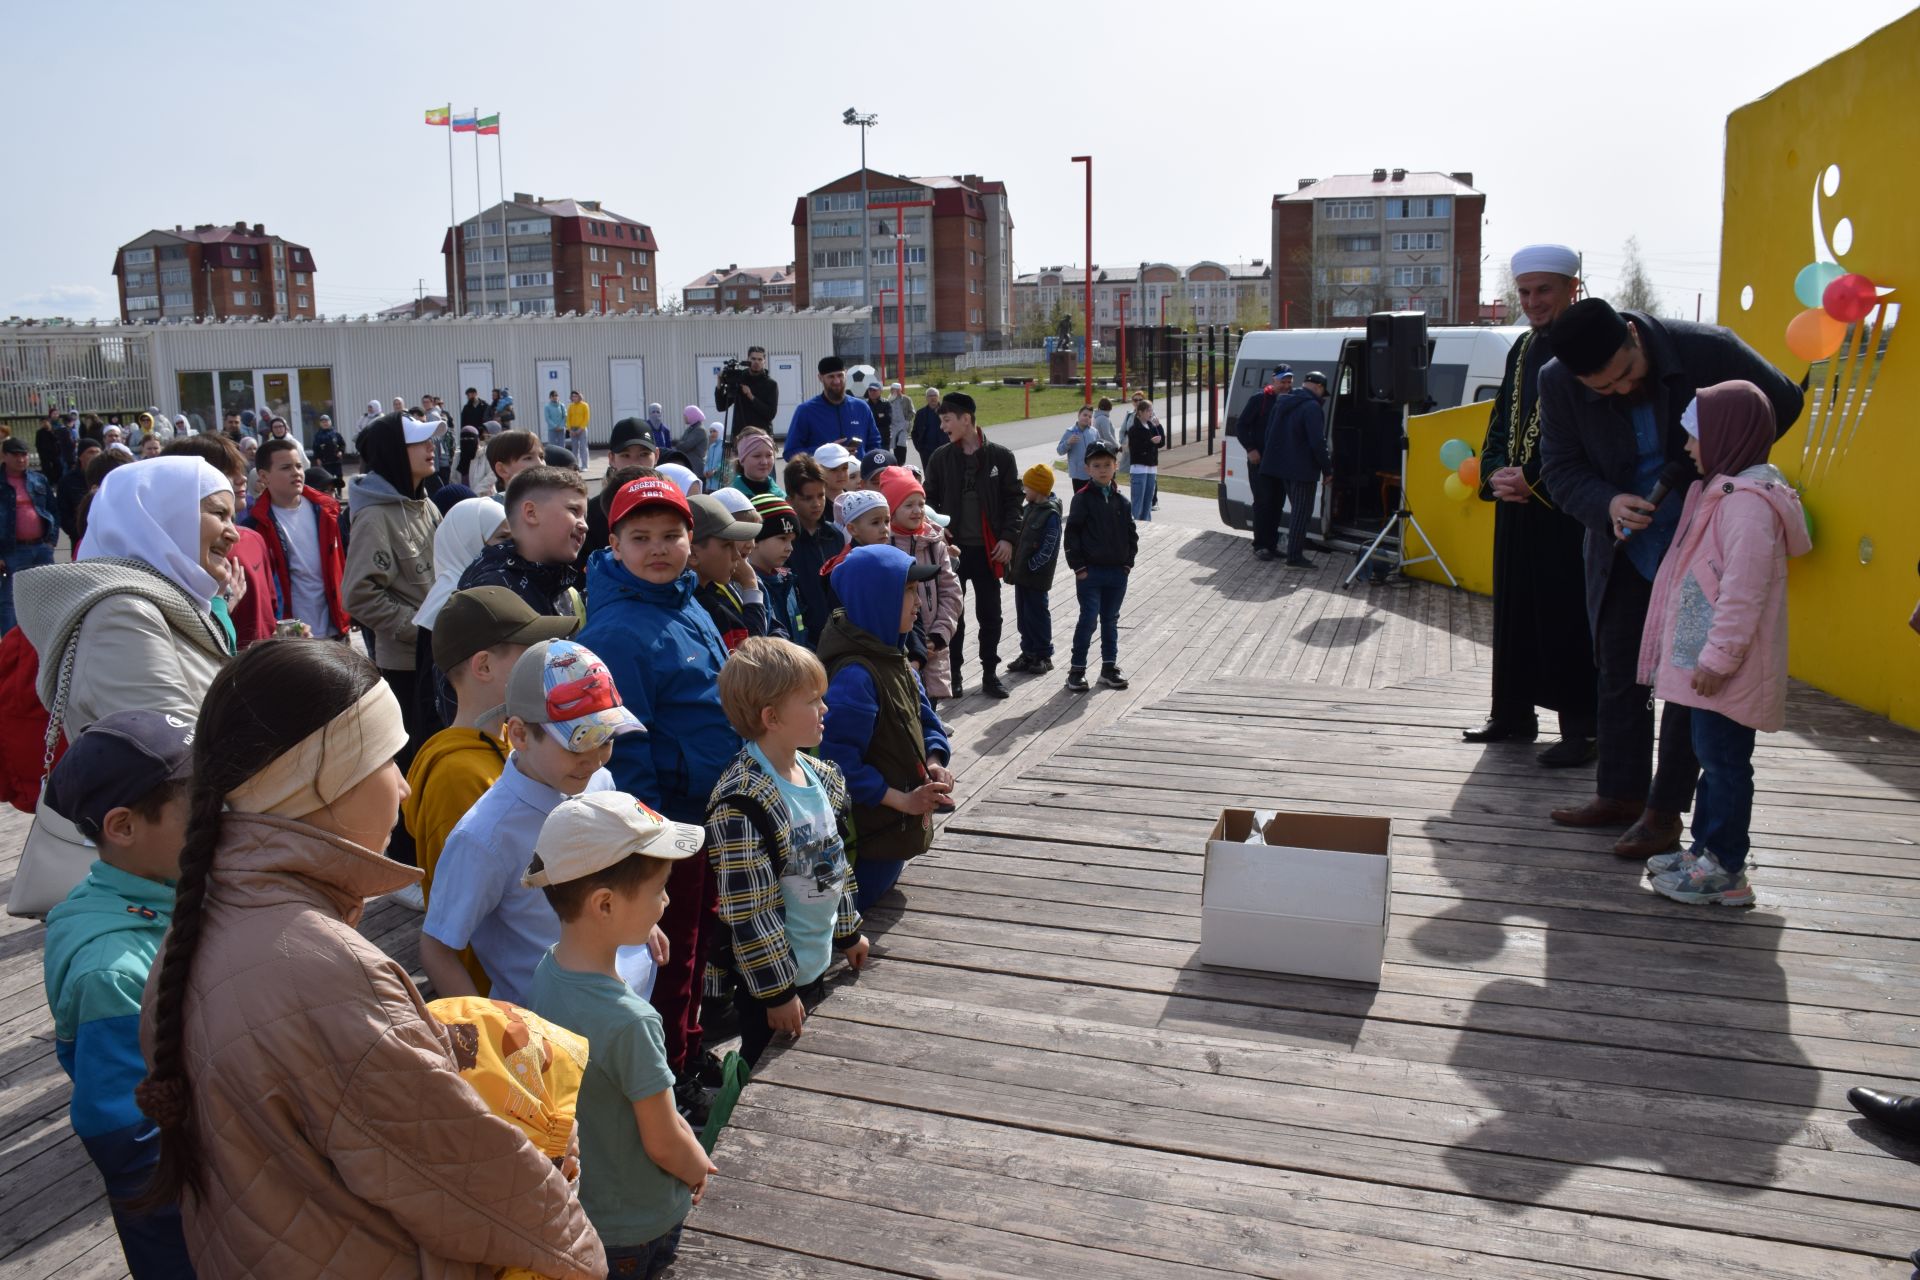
top-left (784, 356), bottom-right (883, 459)
top-left (1261, 371), bottom-right (1332, 569)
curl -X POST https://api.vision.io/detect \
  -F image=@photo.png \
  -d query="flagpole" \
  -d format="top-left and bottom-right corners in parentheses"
top-left (445, 102), bottom-right (461, 316)
top-left (494, 120), bottom-right (507, 313)
top-left (471, 110), bottom-right (487, 314)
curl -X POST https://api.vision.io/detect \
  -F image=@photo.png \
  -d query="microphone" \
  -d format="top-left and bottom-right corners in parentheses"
top-left (1618, 459), bottom-right (1696, 539)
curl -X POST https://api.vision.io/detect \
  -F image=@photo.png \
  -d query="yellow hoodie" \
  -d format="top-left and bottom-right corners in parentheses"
top-left (403, 724), bottom-right (508, 992)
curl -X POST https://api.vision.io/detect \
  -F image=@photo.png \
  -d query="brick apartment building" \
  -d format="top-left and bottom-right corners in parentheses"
top-left (681, 263), bottom-right (797, 313)
top-left (1271, 170), bottom-right (1484, 327)
top-left (1013, 261), bottom-right (1271, 344)
top-left (442, 195), bottom-right (660, 316)
top-left (790, 171), bottom-right (1014, 354)
top-left (111, 222), bottom-right (318, 323)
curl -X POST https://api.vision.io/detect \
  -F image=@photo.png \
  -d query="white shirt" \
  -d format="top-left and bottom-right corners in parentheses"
top-left (271, 498), bottom-right (337, 637)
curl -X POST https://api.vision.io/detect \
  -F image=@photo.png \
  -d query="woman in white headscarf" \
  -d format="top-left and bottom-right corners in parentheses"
top-left (409, 496), bottom-right (511, 734)
top-left (15, 456), bottom-right (240, 736)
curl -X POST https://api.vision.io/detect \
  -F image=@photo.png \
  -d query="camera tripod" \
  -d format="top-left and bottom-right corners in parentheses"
top-left (1340, 404), bottom-right (1458, 590)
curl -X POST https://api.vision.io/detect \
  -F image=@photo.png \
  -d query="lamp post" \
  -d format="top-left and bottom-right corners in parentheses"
top-left (843, 108), bottom-right (878, 366)
top-left (1071, 155), bottom-right (1092, 405)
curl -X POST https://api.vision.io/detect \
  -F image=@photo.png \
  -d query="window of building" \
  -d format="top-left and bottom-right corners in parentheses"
top-left (125, 271), bottom-right (155, 289)
top-left (162, 291), bottom-right (191, 308)
top-left (507, 217), bottom-right (551, 236)
top-left (687, 287), bottom-right (716, 301)
top-left (292, 249), bottom-right (305, 264)
top-left (250, 248), bottom-right (260, 260)
top-left (293, 271), bottom-right (308, 285)
top-left (968, 222), bottom-right (980, 238)
top-left (250, 291), bottom-right (262, 305)
top-left (1318, 267), bottom-right (1381, 285)
top-left (615, 225), bottom-right (626, 239)
top-left (1334, 234), bottom-right (1381, 252)
top-left (124, 248), bottom-right (155, 266)
top-left (250, 270), bottom-right (259, 282)
top-left (296, 294), bottom-right (309, 308)
top-left (233, 291), bottom-right (247, 305)
top-left (1391, 265), bottom-right (1448, 286)
top-left (231, 268), bottom-right (243, 283)
top-left (275, 289), bottom-right (287, 307)
top-left (514, 298), bottom-right (554, 314)
top-left (160, 268), bottom-right (188, 287)
top-left (273, 266), bottom-right (285, 282)
top-left (1322, 199), bottom-right (1377, 220)
top-left (968, 278), bottom-right (978, 294)
top-left (127, 294), bottom-right (160, 311)
top-left (160, 246), bottom-right (186, 261)
top-left (637, 276), bottom-right (649, 291)
top-left (273, 243), bottom-right (285, 258)
top-left (814, 218), bottom-right (860, 238)
top-left (1389, 232), bottom-right (1446, 252)
top-left (590, 273), bottom-right (600, 288)
top-left (813, 249), bottom-right (861, 269)
top-left (1386, 196), bottom-right (1451, 219)
top-left (811, 278), bottom-right (865, 300)
top-left (970, 308), bottom-right (982, 324)
top-left (870, 247), bottom-right (895, 266)
top-left (1331, 299), bottom-right (1366, 317)
top-left (905, 246), bottom-right (927, 264)
top-left (508, 244), bottom-right (552, 263)
top-left (511, 272), bottom-right (553, 288)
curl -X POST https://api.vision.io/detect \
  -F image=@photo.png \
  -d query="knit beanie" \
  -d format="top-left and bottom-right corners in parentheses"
top-left (1022, 463), bottom-right (1055, 495)
top-left (874, 466), bottom-right (924, 528)
top-left (751, 493), bottom-right (799, 539)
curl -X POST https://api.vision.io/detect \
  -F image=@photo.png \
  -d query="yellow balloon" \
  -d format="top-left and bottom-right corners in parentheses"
top-left (1784, 307), bottom-right (1846, 362)
top-left (1443, 474), bottom-right (1472, 502)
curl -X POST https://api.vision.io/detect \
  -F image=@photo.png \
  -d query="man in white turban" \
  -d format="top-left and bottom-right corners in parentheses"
top-left (1462, 244), bottom-right (1598, 770)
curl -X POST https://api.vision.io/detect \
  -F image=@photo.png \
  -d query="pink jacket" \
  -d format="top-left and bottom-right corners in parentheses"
top-left (1637, 464), bottom-right (1811, 732)
top-left (887, 525), bottom-right (963, 699)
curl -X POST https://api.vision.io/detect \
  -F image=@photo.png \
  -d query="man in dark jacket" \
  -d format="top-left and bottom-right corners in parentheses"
top-left (1539, 299), bottom-right (1803, 857)
top-left (55, 439), bottom-right (102, 545)
top-left (713, 346), bottom-right (780, 437)
top-left (1239, 370), bottom-right (1292, 558)
top-left (923, 392), bottom-right (1022, 699)
top-left (1262, 373), bottom-right (1332, 568)
top-left (784, 356), bottom-right (882, 459)
top-left (911, 388), bottom-right (946, 469)
top-left (36, 409), bottom-right (75, 486)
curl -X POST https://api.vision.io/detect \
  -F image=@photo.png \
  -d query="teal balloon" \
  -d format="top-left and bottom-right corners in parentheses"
top-left (1439, 438), bottom-right (1474, 470)
top-left (1794, 261), bottom-right (1844, 309)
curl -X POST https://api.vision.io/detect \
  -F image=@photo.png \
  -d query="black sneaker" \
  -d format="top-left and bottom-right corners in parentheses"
top-left (693, 1047), bottom-right (729, 1089)
top-left (1065, 668), bottom-right (1091, 693)
top-left (674, 1073), bottom-right (716, 1128)
top-left (1032, 657), bottom-right (1054, 673)
top-left (1536, 737), bottom-right (1598, 768)
top-left (1004, 654), bottom-right (1036, 674)
top-left (1253, 548), bottom-right (1276, 562)
top-left (981, 674), bottom-right (1010, 699)
top-left (1099, 665), bottom-right (1130, 690)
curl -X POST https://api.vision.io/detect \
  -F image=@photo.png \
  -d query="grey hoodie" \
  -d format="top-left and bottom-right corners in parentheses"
top-left (343, 473), bottom-right (440, 669)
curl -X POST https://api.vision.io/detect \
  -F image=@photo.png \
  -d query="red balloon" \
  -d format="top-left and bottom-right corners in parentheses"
top-left (1822, 273), bottom-right (1878, 324)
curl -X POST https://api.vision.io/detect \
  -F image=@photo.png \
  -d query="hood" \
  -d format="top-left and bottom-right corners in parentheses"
top-left (209, 812), bottom-right (420, 926)
top-left (350, 471), bottom-right (411, 508)
top-left (14, 557), bottom-right (230, 705)
top-left (356, 412), bottom-right (423, 497)
top-left (1714, 463), bottom-right (1813, 559)
top-left (43, 863), bottom-right (174, 1001)
top-left (399, 727), bottom-right (505, 834)
top-left (831, 544), bottom-right (913, 643)
top-left (584, 545), bottom-right (698, 610)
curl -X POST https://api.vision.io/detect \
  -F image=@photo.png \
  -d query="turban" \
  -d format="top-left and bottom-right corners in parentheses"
top-left (1511, 244), bottom-right (1581, 278)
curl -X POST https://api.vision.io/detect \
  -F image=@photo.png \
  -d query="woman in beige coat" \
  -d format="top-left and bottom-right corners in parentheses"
top-left (134, 639), bottom-right (604, 1279)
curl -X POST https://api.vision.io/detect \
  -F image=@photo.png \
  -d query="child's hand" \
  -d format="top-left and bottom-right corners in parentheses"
top-left (926, 761), bottom-right (954, 787)
top-left (647, 925), bottom-right (670, 964)
top-left (689, 1160), bottom-right (717, 1204)
top-left (768, 995), bottom-right (805, 1039)
top-left (892, 780), bottom-right (951, 815)
top-left (845, 936), bottom-right (870, 970)
top-left (1690, 667), bottom-right (1729, 697)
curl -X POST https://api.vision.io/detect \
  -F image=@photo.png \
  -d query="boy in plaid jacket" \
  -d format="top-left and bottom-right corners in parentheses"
top-left (706, 637), bottom-right (870, 1066)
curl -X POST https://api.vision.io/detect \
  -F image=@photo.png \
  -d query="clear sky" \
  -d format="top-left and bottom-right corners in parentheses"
top-left (6, 0), bottom-right (1913, 324)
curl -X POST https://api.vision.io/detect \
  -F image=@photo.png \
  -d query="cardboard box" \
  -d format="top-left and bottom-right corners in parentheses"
top-left (1199, 808), bottom-right (1392, 984)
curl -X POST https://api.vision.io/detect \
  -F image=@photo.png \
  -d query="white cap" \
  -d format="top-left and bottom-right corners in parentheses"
top-left (710, 487), bottom-right (756, 517)
top-left (812, 442), bottom-right (855, 472)
top-left (402, 416), bottom-right (445, 445)
top-left (523, 791), bottom-right (704, 888)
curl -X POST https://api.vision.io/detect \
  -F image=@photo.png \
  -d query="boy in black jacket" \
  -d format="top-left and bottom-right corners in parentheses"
top-left (1005, 462), bottom-right (1063, 675)
top-left (1063, 441), bottom-right (1137, 692)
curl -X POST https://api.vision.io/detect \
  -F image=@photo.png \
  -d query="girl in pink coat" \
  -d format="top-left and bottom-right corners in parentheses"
top-left (1636, 380), bottom-right (1812, 906)
top-left (876, 467), bottom-right (962, 700)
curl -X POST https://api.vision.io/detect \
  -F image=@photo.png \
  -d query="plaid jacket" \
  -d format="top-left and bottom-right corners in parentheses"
top-left (706, 747), bottom-right (862, 1005)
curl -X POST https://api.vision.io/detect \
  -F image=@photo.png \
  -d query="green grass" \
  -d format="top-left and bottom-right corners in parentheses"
top-left (963, 382), bottom-right (1106, 428)
top-left (1050, 459), bottom-right (1217, 501)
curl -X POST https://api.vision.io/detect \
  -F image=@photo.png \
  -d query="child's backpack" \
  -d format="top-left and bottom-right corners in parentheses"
top-left (0, 627), bottom-right (61, 814)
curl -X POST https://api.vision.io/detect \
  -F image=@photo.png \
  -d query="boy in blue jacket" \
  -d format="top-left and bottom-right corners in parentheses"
top-left (579, 473), bottom-right (741, 1103)
top-left (40, 711), bottom-right (195, 1277)
top-left (818, 544), bottom-right (955, 912)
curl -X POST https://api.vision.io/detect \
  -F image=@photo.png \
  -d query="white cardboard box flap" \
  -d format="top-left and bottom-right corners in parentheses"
top-left (1203, 809), bottom-right (1391, 927)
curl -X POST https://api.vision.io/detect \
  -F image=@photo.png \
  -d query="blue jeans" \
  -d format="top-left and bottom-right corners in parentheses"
top-left (1071, 565), bottom-right (1128, 669)
top-left (2, 543), bottom-right (56, 633)
top-left (1690, 708), bottom-right (1756, 872)
top-left (606, 1223), bottom-right (683, 1277)
top-left (1130, 472), bottom-right (1157, 521)
top-left (854, 856), bottom-right (906, 912)
top-left (1014, 584), bottom-right (1053, 658)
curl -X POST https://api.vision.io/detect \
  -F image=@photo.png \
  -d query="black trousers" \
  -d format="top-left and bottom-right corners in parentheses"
top-left (948, 543), bottom-right (1004, 679)
top-left (380, 666), bottom-right (425, 866)
top-left (1251, 473), bottom-right (1284, 553)
top-left (1593, 566), bottom-right (1699, 811)
top-left (1284, 479), bottom-right (1318, 562)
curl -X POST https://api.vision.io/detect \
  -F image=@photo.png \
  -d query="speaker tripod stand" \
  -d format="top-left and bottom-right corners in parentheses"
top-left (1340, 404), bottom-right (1458, 590)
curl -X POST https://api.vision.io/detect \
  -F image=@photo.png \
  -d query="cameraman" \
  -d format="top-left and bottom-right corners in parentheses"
top-left (714, 345), bottom-right (779, 436)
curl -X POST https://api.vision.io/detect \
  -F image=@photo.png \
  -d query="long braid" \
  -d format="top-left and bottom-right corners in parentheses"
top-left (127, 780), bottom-right (227, 1212)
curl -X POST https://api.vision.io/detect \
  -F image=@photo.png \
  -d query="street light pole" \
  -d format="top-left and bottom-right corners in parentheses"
top-left (844, 108), bottom-right (879, 367)
top-left (1071, 155), bottom-right (1092, 405)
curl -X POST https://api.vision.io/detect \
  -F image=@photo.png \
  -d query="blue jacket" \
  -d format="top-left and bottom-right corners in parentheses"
top-left (759, 566), bottom-right (805, 645)
top-left (2, 467), bottom-right (59, 553)
top-left (820, 546), bottom-right (949, 806)
top-left (578, 550), bottom-right (740, 824)
top-left (783, 394), bottom-right (882, 459)
top-left (1259, 389), bottom-right (1331, 482)
top-left (785, 520), bottom-right (846, 650)
top-left (42, 862), bottom-right (173, 1198)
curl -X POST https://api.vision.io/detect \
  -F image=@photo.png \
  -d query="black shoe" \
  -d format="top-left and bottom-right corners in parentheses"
top-left (1536, 737), bottom-right (1597, 768)
top-left (692, 1047), bottom-right (728, 1089)
top-left (1462, 717), bottom-right (1539, 744)
top-left (980, 674), bottom-right (1010, 699)
top-left (700, 996), bottom-right (740, 1041)
top-left (1033, 657), bottom-right (1054, 673)
top-left (1065, 668), bottom-right (1090, 693)
top-left (1253, 548), bottom-right (1276, 561)
top-left (1004, 654), bottom-right (1036, 674)
top-left (1849, 1087), bottom-right (1920, 1141)
top-left (674, 1073), bottom-right (716, 1128)
top-left (1283, 557), bottom-right (1314, 569)
top-left (1099, 665), bottom-right (1129, 690)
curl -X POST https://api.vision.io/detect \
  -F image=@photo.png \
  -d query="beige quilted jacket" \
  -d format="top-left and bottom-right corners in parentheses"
top-left (144, 813), bottom-right (605, 1279)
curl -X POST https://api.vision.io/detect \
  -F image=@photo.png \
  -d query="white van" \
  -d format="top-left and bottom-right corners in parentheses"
top-left (1219, 325), bottom-right (1521, 554)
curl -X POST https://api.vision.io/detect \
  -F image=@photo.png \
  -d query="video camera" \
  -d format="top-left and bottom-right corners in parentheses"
top-left (717, 356), bottom-right (752, 395)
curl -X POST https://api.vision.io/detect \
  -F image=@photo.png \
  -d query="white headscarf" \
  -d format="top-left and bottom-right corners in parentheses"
top-left (414, 497), bottom-right (508, 629)
top-left (657, 462), bottom-right (701, 496)
top-left (79, 457), bottom-right (232, 603)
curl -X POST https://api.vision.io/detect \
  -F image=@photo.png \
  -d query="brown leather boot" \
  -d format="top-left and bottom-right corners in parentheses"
top-left (1613, 809), bottom-right (1684, 858)
top-left (1548, 796), bottom-right (1640, 827)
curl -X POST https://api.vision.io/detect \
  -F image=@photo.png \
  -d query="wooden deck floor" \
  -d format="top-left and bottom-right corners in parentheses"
top-left (4, 524), bottom-right (1918, 1277)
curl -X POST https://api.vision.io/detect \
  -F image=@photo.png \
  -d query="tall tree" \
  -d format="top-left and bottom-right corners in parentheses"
top-left (1610, 236), bottom-right (1660, 313)
top-left (1494, 263), bottom-right (1521, 323)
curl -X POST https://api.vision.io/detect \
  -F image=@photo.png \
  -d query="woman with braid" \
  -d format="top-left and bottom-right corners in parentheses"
top-left (132, 640), bottom-right (605, 1279)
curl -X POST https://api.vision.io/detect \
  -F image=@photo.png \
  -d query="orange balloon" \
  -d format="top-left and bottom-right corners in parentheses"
top-left (1457, 456), bottom-right (1480, 488)
top-left (1785, 307), bottom-right (1846, 362)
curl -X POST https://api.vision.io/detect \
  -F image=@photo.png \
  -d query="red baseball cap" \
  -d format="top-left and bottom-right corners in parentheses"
top-left (609, 474), bottom-right (693, 529)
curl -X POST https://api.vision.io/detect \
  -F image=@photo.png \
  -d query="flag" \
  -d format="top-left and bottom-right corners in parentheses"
top-left (451, 110), bottom-right (477, 132)
top-left (424, 106), bottom-right (449, 126)
top-left (477, 114), bottom-right (500, 136)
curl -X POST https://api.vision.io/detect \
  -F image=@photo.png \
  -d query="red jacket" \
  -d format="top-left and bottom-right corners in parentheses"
top-left (244, 486), bottom-right (350, 637)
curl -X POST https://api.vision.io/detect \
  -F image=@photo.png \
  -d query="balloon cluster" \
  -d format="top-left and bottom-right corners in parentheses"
top-left (1439, 438), bottom-right (1477, 501)
top-left (1784, 262), bottom-right (1882, 361)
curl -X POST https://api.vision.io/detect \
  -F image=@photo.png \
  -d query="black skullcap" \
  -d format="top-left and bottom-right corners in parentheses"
top-left (818, 355), bottom-right (845, 375)
top-left (1550, 298), bottom-right (1632, 377)
top-left (940, 391), bottom-right (977, 419)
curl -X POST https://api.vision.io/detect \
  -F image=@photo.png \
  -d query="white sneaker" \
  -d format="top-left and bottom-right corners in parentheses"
top-left (390, 882), bottom-right (427, 912)
top-left (1645, 847), bottom-right (1696, 877)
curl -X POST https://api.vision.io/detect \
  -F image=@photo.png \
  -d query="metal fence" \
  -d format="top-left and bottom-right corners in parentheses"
top-left (0, 327), bottom-right (155, 430)
top-left (952, 348), bottom-right (1046, 371)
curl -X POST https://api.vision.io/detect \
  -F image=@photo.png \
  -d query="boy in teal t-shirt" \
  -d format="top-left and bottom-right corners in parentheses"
top-left (526, 790), bottom-right (714, 1277)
